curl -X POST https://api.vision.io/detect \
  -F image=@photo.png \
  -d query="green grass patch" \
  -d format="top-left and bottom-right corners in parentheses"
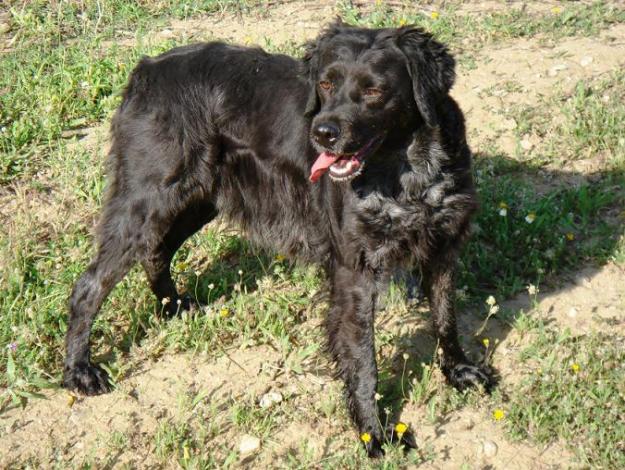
top-left (501, 319), bottom-right (625, 467)
top-left (461, 155), bottom-right (625, 299)
top-left (338, 1), bottom-right (625, 48)
top-left (514, 71), bottom-right (625, 166)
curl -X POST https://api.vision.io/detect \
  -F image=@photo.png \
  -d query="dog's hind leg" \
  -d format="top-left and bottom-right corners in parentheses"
top-left (63, 198), bottom-right (140, 395)
top-left (140, 200), bottom-right (217, 315)
top-left (423, 252), bottom-right (493, 392)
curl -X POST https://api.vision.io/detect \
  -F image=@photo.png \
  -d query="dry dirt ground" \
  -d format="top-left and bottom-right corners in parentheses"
top-left (1, 2), bottom-right (624, 468)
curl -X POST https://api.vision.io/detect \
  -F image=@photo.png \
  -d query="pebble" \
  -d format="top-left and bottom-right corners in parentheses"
top-left (239, 434), bottom-right (261, 455)
top-left (477, 439), bottom-right (499, 458)
top-left (461, 417), bottom-right (475, 430)
top-left (520, 138), bottom-right (533, 150)
top-left (580, 56), bottom-right (593, 67)
top-left (502, 118), bottom-right (517, 130)
top-left (483, 439), bottom-right (498, 457)
top-left (259, 391), bottom-right (283, 409)
top-left (567, 307), bottom-right (578, 318)
top-left (0, 22), bottom-right (10, 34)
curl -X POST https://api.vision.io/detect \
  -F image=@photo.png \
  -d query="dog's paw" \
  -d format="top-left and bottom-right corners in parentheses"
top-left (361, 425), bottom-right (417, 458)
top-left (386, 423), bottom-right (417, 450)
top-left (362, 434), bottom-right (385, 458)
top-left (446, 363), bottom-right (494, 393)
top-left (63, 363), bottom-right (112, 396)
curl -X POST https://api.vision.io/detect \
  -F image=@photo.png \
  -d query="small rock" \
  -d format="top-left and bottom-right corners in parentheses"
top-left (502, 118), bottom-right (517, 130)
top-left (580, 56), bottom-right (593, 67)
top-left (461, 418), bottom-right (475, 430)
top-left (239, 434), bottom-right (261, 455)
top-left (259, 391), bottom-right (283, 409)
top-left (567, 307), bottom-right (578, 318)
top-left (477, 439), bottom-right (499, 459)
top-left (0, 22), bottom-right (10, 34)
top-left (160, 28), bottom-right (174, 38)
top-left (482, 439), bottom-right (498, 458)
top-left (520, 138), bottom-right (533, 150)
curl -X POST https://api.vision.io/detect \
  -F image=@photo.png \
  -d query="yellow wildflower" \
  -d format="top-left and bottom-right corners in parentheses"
top-left (66, 393), bottom-right (76, 408)
top-left (431, 11), bottom-right (439, 20)
top-left (395, 422), bottom-right (408, 435)
top-left (566, 232), bottom-right (575, 241)
top-left (275, 254), bottom-right (286, 262)
top-left (399, 17), bottom-right (408, 27)
top-left (571, 363), bottom-right (580, 373)
top-left (498, 201), bottom-right (509, 209)
top-left (493, 409), bottom-right (505, 421)
top-left (525, 212), bottom-right (536, 224)
top-left (482, 338), bottom-right (490, 348)
top-left (360, 432), bottom-right (372, 443)
top-left (551, 7), bottom-right (561, 14)
top-left (220, 307), bottom-right (230, 318)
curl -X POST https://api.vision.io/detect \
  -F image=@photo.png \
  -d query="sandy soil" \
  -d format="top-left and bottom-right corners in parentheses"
top-left (1, 2), bottom-right (624, 468)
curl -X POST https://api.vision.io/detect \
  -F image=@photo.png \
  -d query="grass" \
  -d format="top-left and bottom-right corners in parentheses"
top-left (1, 0), bottom-right (625, 468)
top-left (338, 1), bottom-right (625, 47)
top-left (502, 317), bottom-right (625, 468)
top-left (514, 71), bottom-right (625, 167)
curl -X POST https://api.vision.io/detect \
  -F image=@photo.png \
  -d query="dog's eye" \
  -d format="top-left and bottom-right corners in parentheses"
top-left (319, 81), bottom-right (333, 91)
top-left (363, 87), bottom-right (383, 98)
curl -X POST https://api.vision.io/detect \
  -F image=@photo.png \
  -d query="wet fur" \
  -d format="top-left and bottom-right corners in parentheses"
top-left (63, 22), bottom-right (492, 457)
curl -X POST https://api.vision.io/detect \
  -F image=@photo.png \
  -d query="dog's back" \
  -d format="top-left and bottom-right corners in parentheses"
top-left (107, 42), bottom-right (329, 261)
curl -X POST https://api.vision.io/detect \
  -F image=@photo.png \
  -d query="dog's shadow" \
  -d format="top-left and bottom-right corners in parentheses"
top-left (373, 150), bottom-right (624, 443)
top-left (182, 235), bottom-right (278, 306)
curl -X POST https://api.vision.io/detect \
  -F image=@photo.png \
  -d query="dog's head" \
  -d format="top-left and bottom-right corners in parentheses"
top-left (305, 21), bottom-right (455, 183)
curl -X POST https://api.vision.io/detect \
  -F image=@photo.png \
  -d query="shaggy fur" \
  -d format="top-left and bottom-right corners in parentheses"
top-left (63, 22), bottom-right (493, 456)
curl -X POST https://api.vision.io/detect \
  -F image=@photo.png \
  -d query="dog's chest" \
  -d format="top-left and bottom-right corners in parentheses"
top-left (346, 191), bottom-right (434, 267)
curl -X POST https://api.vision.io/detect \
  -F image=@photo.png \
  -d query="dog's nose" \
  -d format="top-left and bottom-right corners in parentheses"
top-left (313, 122), bottom-right (340, 147)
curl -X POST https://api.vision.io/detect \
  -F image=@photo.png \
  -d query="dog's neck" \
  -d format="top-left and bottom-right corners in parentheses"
top-left (350, 126), bottom-right (450, 200)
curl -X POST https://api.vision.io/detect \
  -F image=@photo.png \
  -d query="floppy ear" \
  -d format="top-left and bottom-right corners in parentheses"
top-left (303, 40), bottom-right (321, 117)
top-left (395, 27), bottom-right (455, 128)
top-left (303, 19), bottom-right (347, 117)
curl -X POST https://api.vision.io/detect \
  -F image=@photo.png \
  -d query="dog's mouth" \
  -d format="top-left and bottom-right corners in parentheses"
top-left (309, 137), bottom-right (383, 183)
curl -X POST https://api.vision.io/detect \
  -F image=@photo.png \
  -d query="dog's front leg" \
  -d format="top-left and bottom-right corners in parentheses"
top-left (423, 252), bottom-right (493, 392)
top-left (326, 264), bottom-right (418, 456)
top-left (325, 265), bottom-right (382, 456)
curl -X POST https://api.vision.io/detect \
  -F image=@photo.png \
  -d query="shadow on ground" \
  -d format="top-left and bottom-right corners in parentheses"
top-left (377, 151), bottom-right (624, 430)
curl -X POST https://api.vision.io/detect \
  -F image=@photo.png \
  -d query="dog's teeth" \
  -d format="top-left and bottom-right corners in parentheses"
top-left (329, 162), bottom-right (364, 183)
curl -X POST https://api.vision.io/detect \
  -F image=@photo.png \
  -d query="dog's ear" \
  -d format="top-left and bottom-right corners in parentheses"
top-left (303, 20), bottom-right (346, 117)
top-left (395, 27), bottom-right (455, 128)
top-left (303, 40), bottom-right (322, 117)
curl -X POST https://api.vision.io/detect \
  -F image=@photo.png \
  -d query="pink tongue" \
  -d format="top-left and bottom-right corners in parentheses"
top-left (309, 152), bottom-right (341, 183)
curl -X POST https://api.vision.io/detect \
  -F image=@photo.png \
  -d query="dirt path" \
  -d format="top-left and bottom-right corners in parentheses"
top-left (2, 3), bottom-right (625, 468)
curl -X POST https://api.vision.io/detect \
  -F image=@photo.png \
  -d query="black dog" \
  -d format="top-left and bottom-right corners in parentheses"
top-left (63, 21), bottom-right (492, 457)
